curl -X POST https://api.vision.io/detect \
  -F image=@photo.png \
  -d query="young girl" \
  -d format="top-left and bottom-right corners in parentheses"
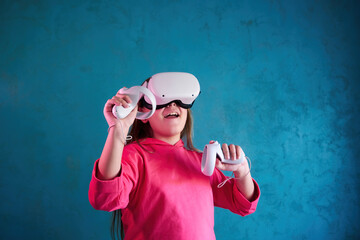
top-left (89, 72), bottom-right (260, 240)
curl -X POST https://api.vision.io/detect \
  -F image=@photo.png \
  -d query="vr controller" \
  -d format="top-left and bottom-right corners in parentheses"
top-left (201, 141), bottom-right (245, 176)
top-left (112, 86), bottom-right (157, 120)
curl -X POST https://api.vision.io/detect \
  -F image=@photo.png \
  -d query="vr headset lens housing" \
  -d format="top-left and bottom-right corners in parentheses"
top-left (141, 72), bottom-right (200, 110)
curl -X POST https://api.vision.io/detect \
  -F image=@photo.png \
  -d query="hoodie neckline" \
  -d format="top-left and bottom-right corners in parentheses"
top-left (139, 138), bottom-right (184, 147)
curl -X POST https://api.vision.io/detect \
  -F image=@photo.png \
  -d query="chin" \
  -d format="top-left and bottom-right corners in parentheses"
top-left (164, 129), bottom-right (182, 137)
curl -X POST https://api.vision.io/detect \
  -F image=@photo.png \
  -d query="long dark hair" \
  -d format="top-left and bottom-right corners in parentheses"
top-left (110, 106), bottom-right (198, 239)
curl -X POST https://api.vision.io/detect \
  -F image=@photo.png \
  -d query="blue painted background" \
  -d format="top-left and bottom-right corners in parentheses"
top-left (1, 0), bottom-right (359, 239)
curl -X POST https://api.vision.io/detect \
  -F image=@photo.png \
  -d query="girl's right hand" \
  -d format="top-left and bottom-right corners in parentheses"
top-left (103, 88), bottom-right (138, 132)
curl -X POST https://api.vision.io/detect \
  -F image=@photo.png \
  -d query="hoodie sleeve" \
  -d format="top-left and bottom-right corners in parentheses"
top-left (88, 147), bottom-right (142, 212)
top-left (211, 168), bottom-right (260, 216)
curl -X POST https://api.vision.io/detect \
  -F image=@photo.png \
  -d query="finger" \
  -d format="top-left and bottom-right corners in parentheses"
top-left (215, 158), bottom-right (226, 171)
top-left (111, 97), bottom-right (122, 107)
top-left (215, 158), bottom-right (241, 172)
top-left (229, 144), bottom-right (236, 160)
top-left (222, 143), bottom-right (230, 160)
top-left (115, 94), bottom-right (132, 103)
top-left (116, 94), bottom-right (133, 106)
top-left (235, 145), bottom-right (243, 160)
top-left (112, 96), bottom-right (130, 108)
top-left (122, 95), bottom-right (132, 104)
top-left (120, 98), bottom-right (130, 108)
top-left (104, 99), bottom-right (116, 111)
top-left (209, 140), bottom-right (215, 144)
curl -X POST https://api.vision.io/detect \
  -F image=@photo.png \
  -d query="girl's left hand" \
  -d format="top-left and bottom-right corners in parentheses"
top-left (214, 142), bottom-right (250, 178)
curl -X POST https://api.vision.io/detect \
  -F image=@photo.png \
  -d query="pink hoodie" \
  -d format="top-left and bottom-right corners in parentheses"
top-left (89, 138), bottom-right (260, 240)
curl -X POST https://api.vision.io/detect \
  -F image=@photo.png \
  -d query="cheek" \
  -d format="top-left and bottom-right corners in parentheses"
top-left (149, 110), bottom-right (167, 127)
top-left (148, 109), bottom-right (163, 120)
top-left (182, 110), bottom-right (188, 122)
top-left (148, 112), bottom-right (162, 126)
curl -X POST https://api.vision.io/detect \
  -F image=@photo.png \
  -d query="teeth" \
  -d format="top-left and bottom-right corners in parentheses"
top-left (165, 113), bottom-right (179, 118)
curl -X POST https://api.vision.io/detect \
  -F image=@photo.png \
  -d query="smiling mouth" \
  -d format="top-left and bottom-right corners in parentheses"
top-left (164, 113), bottom-right (180, 118)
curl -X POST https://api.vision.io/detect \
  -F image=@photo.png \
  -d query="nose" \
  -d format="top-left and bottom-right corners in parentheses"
top-left (166, 102), bottom-right (177, 108)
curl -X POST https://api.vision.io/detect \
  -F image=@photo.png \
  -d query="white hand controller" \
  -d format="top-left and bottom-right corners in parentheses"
top-left (112, 86), bottom-right (157, 120)
top-left (201, 141), bottom-right (245, 176)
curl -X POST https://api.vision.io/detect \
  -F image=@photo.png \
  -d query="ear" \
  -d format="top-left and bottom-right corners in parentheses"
top-left (138, 106), bottom-right (151, 124)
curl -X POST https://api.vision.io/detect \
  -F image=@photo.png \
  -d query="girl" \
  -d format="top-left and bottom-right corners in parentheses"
top-left (89, 72), bottom-right (260, 240)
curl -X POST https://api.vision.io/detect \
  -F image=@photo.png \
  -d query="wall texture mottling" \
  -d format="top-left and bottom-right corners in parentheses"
top-left (1, 0), bottom-right (359, 239)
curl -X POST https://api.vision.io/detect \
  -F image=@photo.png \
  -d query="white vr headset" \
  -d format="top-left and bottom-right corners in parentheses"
top-left (112, 72), bottom-right (200, 120)
top-left (141, 72), bottom-right (201, 110)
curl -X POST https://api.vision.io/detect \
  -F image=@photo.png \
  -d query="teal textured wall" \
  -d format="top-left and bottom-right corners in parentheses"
top-left (1, 0), bottom-right (359, 239)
